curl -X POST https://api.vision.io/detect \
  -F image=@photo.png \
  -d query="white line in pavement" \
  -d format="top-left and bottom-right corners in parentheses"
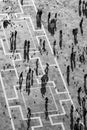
top-left (0, 73), bottom-right (15, 130)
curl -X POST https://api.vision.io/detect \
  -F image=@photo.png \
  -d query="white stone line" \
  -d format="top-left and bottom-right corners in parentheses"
top-left (8, 85), bottom-right (18, 100)
top-left (0, 73), bottom-right (15, 130)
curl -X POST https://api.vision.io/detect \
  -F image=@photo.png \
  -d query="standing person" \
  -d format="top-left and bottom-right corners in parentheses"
top-left (44, 63), bottom-right (49, 76)
top-left (27, 107), bottom-right (31, 130)
top-left (42, 40), bottom-right (46, 52)
top-left (21, 0), bottom-right (23, 5)
top-left (79, 18), bottom-right (83, 36)
top-left (31, 70), bottom-right (34, 86)
top-left (36, 59), bottom-right (39, 76)
top-left (72, 28), bottom-right (78, 45)
top-left (14, 30), bottom-right (17, 52)
top-left (82, 0), bottom-right (85, 16)
top-left (59, 30), bottom-right (63, 49)
top-left (45, 97), bottom-right (48, 120)
top-left (10, 32), bottom-right (13, 52)
top-left (26, 73), bottom-right (31, 95)
top-left (19, 72), bottom-right (23, 92)
top-left (40, 75), bottom-right (46, 98)
top-left (53, 40), bottom-right (56, 56)
top-left (77, 87), bottom-right (82, 106)
top-left (66, 65), bottom-right (70, 86)
top-left (79, 0), bottom-right (82, 17)
top-left (70, 105), bottom-right (74, 130)
top-left (85, 1), bottom-right (87, 18)
top-left (84, 74), bottom-right (87, 95)
top-left (27, 40), bottom-right (30, 62)
top-left (36, 9), bottom-right (42, 29)
top-left (82, 97), bottom-right (87, 130)
top-left (24, 40), bottom-right (27, 62)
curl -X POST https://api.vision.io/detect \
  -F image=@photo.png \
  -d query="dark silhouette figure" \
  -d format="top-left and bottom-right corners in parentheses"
top-left (79, 18), bottom-right (83, 36)
top-left (59, 30), bottom-right (62, 49)
top-left (36, 59), bottom-right (39, 76)
top-left (67, 65), bottom-right (70, 86)
top-left (24, 40), bottom-right (27, 61)
top-left (45, 97), bottom-right (49, 120)
top-left (36, 9), bottom-right (42, 28)
top-left (72, 28), bottom-right (78, 45)
top-left (77, 87), bottom-right (82, 106)
top-left (84, 74), bottom-right (87, 94)
top-left (70, 105), bottom-right (74, 130)
top-left (53, 40), bottom-right (56, 56)
top-left (19, 72), bottom-right (23, 92)
top-left (79, 0), bottom-right (82, 17)
top-left (27, 107), bottom-right (31, 130)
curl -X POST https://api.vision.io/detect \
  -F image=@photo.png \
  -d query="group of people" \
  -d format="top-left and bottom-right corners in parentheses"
top-left (79, 0), bottom-right (87, 17)
top-left (10, 30), bottom-right (17, 53)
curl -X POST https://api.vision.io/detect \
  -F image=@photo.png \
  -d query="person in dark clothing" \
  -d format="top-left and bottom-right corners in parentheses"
top-left (72, 28), bottom-right (78, 45)
top-left (79, 0), bottom-right (82, 17)
top-left (3, 20), bottom-right (10, 28)
top-left (74, 118), bottom-right (80, 130)
top-left (42, 40), bottom-right (46, 52)
top-left (36, 9), bottom-right (42, 29)
top-left (67, 65), bottom-right (70, 86)
top-left (27, 107), bottom-right (31, 130)
top-left (44, 63), bottom-right (49, 76)
top-left (79, 18), bottom-right (83, 36)
top-left (31, 70), bottom-right (34, 86)
top-left (10, 32), bottom-right (14, 52)
top-left (36, 59), bottom-right (39, 76)
top-left (24, 40), bottom-right (27, 62)
top-left (45, 97), bottom-right (49, 120)
top-left (70, 46), bottom-right (76, 71)
top-left (85, 1), bottom-right (87, 18)
top-left (27, 40), bottom-right (30, 62)
top-left (19, 72), bottom-right (23, 92)
top-left (26, 74), bottom-right (31, 95)
top-left (82, 0), bottom-right (85, 16)
top-left (59, 30), bottom-right (63, 49)
top-left (53, 40), bottom-right (56, 56)
top-left (48, 12), bottom-right (51, 24)
top-left (84, 74), bottom-right (87, 95)
top-left (14, 30), bottom-right (17, 52)
top-left (70, 105), bottom-right (74, 130)
top-left (21, 0), bottom-right (23, 5)
top-left (77, 87), bottom-right (82, 106)
top-left (82, 97), bottom-right (87, 130)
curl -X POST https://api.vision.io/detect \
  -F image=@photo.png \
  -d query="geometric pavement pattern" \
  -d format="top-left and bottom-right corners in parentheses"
top-left (0, 0), bottom-right (79, 130)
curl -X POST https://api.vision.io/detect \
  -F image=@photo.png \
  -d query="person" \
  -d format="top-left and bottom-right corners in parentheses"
top-left (31, 70), bottom-right (34, 86)
top-left (53, 40), bottom-right (56, 56)
top-left (27, 107), bottom-right (31, 130)
top-left (19, 72), bottom-right (23, 92)
top-left (26, 74), bottom-right (31, 95)
top-left (70, 105), bottom-right (74, 130)
top-left (27, 40), bottom-right (30, 62)
top-left (21, 0), bottom-right (23, 5)
top-left (36, 9), bottom-right (42, 28)
top-left (14, 30), bottom-right (17, 52)
top-left (36, 59), bottom-right (39, 76)
top-left (67, 65), bottom-right (70, 86)
top-left (82, 0), bottom-right (85, 16)
top-left (59, 30), bottom-right (62, 49)
top-left (42, 40), bottom-right (46, 52)
top-left (44, 63), bottom-right (49, 76)
top-left (24, 40), bottom-right (27, 62)
top-left (10, 32), bottom-right (13, 52)
top-left (79, 0), bottom-right (82, 17)
top-left (79, 18), bottom-right (83, 36)
top-left (45, 97), bottom-right (48, 120)
top-left (77, 87), bottom-right (82, 106)
top-left (72, 28), bottom-right (78, 45)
